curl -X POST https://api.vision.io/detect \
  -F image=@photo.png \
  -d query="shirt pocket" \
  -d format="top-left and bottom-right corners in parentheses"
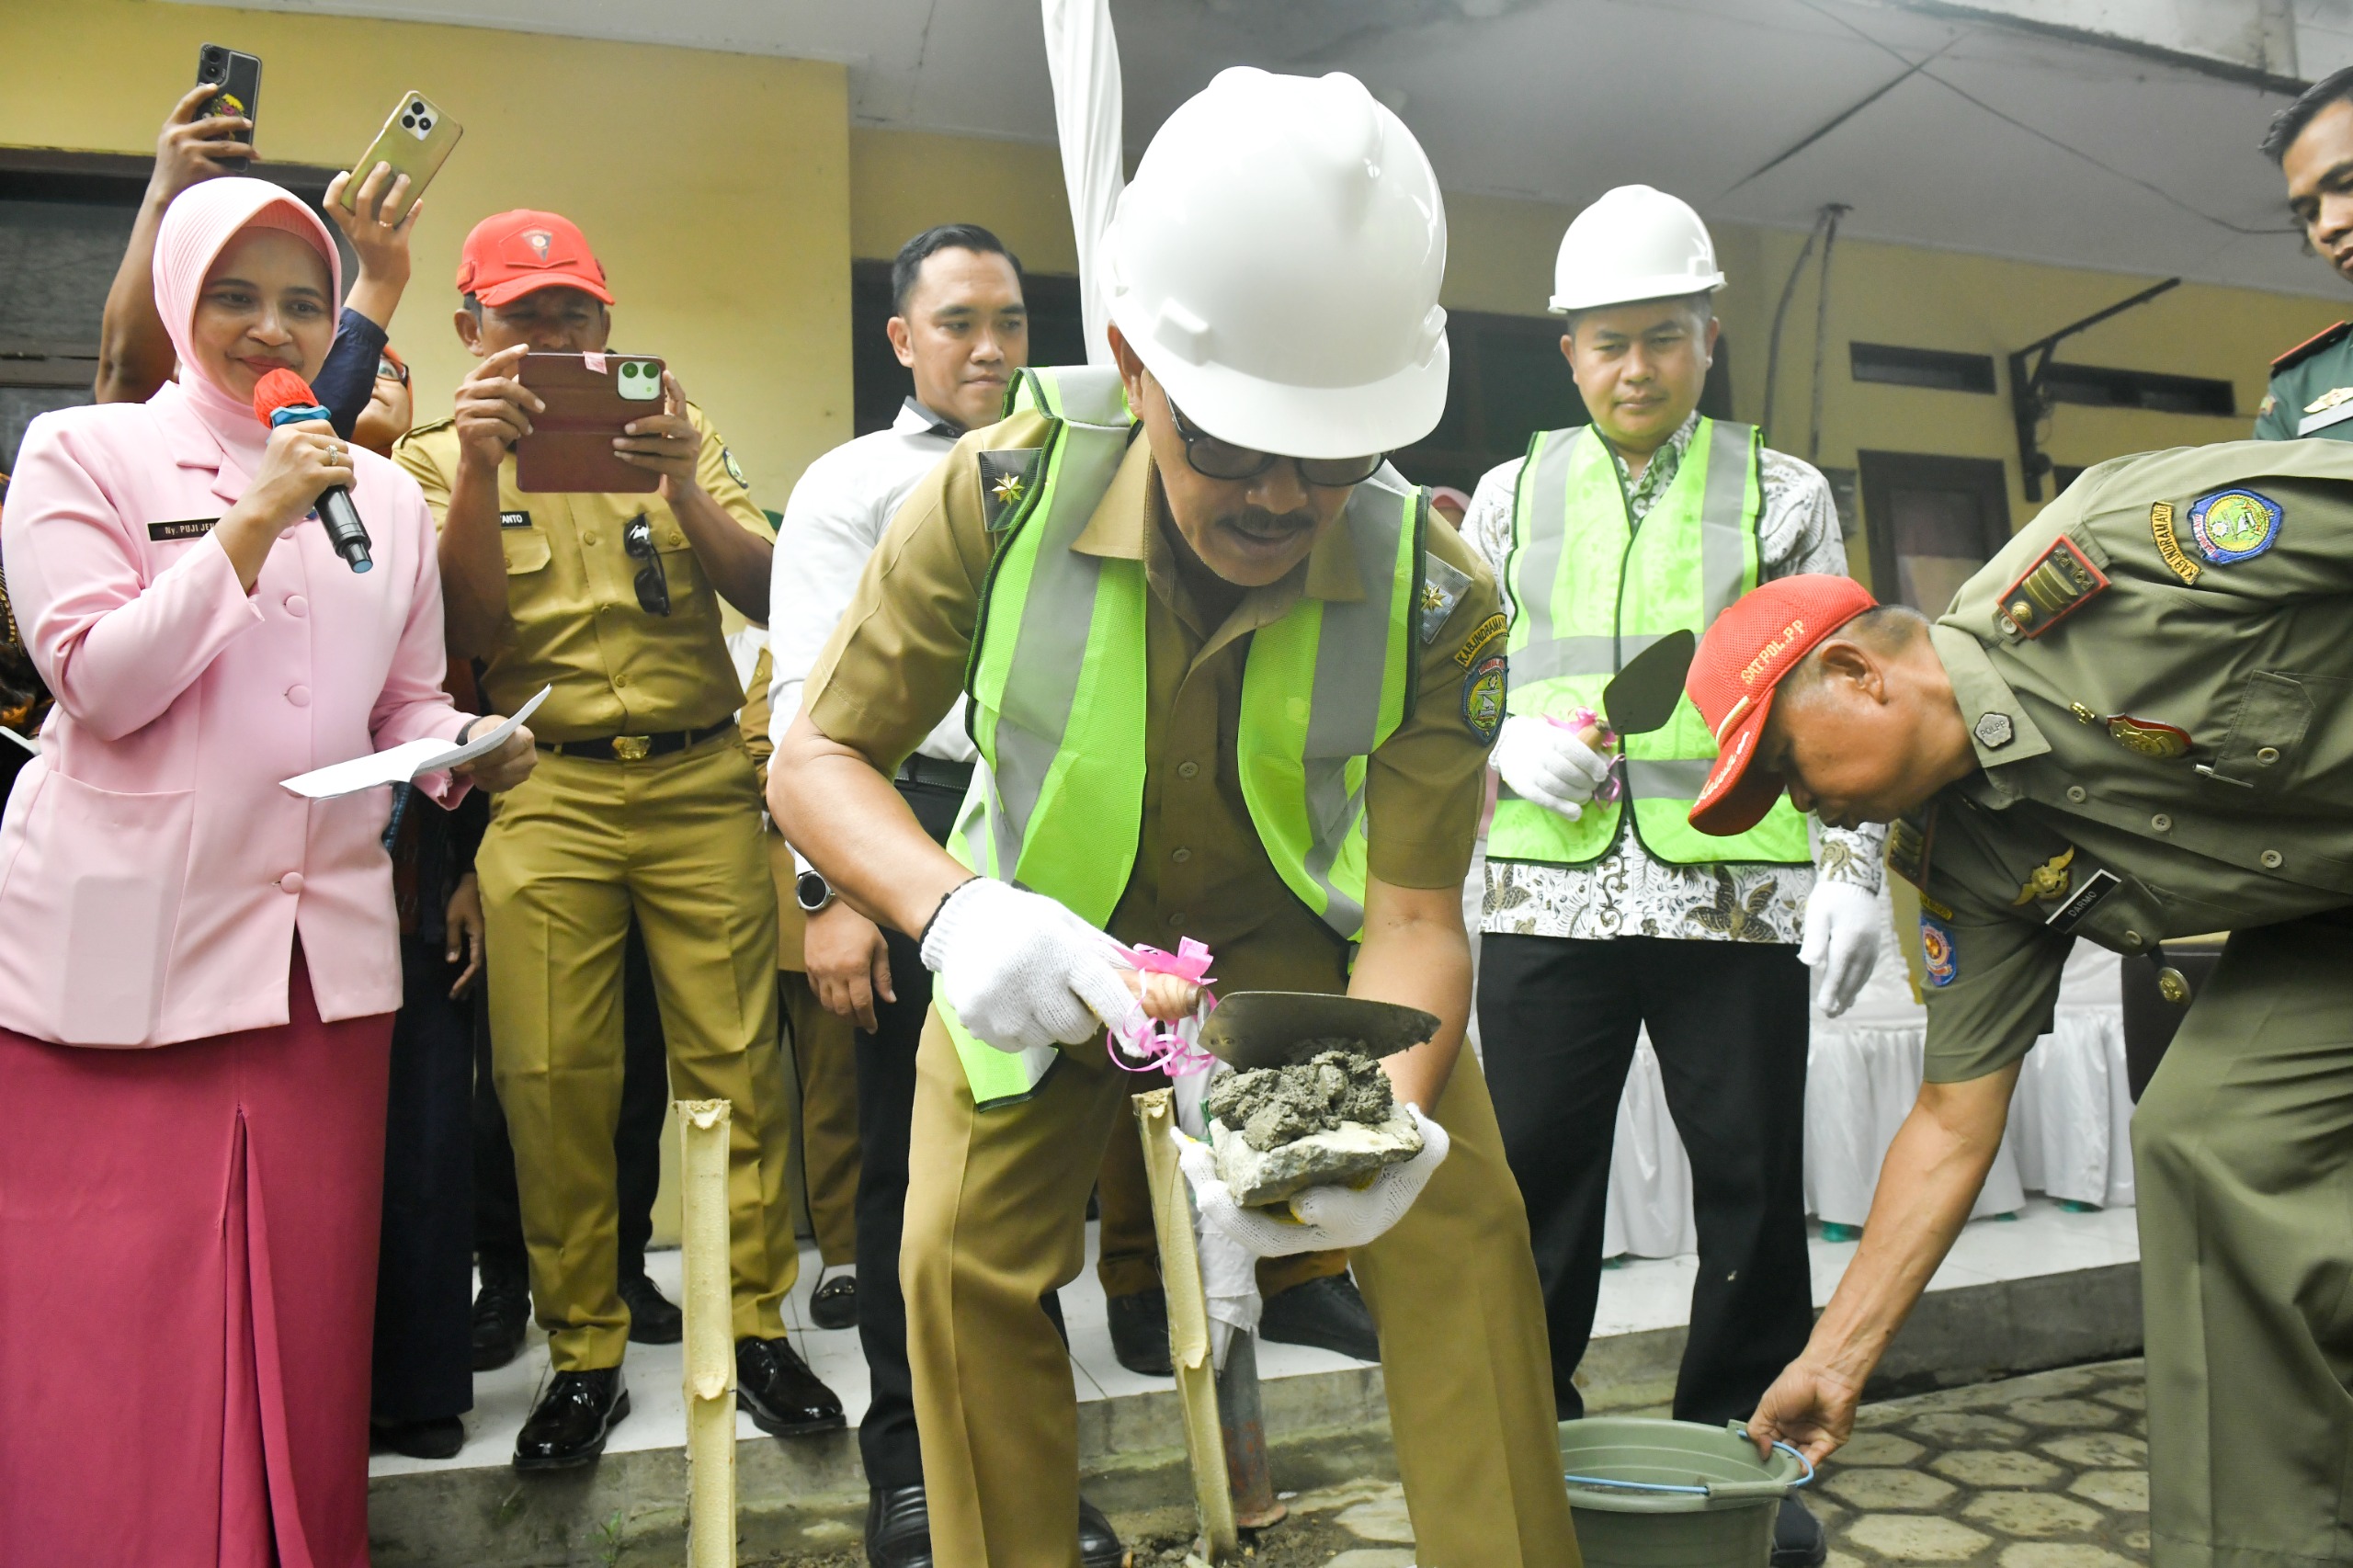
top-left (2198, 671), bottom-right (2335, 795)
top-left (502, 527), bottom-right (553, 576)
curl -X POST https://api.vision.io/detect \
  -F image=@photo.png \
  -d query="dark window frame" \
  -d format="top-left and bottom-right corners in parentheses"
top-left (2040, 361), bottom-right (2235, 417)
top-left (1854, 449), bottom-right (2012, 607)
top-left (1849, 342), bottom-right (1999, 395)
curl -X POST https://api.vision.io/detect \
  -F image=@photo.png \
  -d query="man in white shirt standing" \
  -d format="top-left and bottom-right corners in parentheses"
top-left (1462, 186), bottom-right (1886, 1568)
top-left (767, 225), bottom-right (1123, 1568)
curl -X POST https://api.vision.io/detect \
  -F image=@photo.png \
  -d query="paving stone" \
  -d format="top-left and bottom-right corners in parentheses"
top-left (2120, 1528), bottom-right (2151, 1552)
top-left (1287, 1480), bottom-right (1401, 1515)
top-left (2096, 1383), bottom-right (2145, 1411)
top-left (1836, 1432), bottom-right (1927, 1466)
top-left (1906, 1412), bottom-right (2029, 1446)
top-left (1963, 1491), bottom-right (2104, 1537)
top-left (1845, 1515), bottom-right (1993, 1561)
top-left (1996, 1546), bottom-right (2138, 1568)
top-left (1827, 1555), bottom-right (1868, 1568)
top-left (1930, 1448), bottom-right (2064, 1488)
top-left (2068, 1469), bottom-right (2149, 1512)
top-left (2006, 1398), bottom-right (2120, 1429)
top-left (1325, 1552), bottom-right (1415, 1568)
top-left (1335, 1496), bottom-right (1415, 1543)
top-left (1821, 1468), bottom-right (1959, 1511)
top-left (2039, 1432), bottom-right (2148, 1469)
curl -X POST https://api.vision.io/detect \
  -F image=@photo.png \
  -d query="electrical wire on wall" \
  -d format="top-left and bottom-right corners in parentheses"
top-left (1806, 204), bottom-right (1848, 463)
top-left (1760, 202), bottom-right (1846, 449)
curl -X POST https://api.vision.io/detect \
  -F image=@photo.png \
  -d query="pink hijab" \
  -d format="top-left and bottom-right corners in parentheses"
top-left (151, 176), bottom-right (342, 465)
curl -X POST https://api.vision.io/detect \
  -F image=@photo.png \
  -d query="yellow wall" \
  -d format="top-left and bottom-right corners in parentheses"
top-left (0, 0), bottom-right (851, 509)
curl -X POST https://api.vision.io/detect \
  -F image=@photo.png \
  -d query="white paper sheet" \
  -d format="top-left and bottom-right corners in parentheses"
top-left (279, 686), bottom-right (549, 800)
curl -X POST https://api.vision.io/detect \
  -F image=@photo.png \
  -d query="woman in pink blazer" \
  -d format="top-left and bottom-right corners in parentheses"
top-left (0, 177), bottom-right (535, 1567)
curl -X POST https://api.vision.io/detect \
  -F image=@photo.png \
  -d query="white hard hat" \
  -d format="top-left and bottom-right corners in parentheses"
top-left (1104, 67), bottom-right (1449, 460)
top-left (1549, 184), bottom-right (1724, 314)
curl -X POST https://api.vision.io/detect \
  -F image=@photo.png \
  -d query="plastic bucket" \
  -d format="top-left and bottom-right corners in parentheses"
top-left (1559, 1418), bottom-right (1813, 1568)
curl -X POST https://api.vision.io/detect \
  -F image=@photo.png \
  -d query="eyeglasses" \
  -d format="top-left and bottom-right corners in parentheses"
top-left (1167, 401), bottom-right (1381, 488)
top-left (376, 355), bottom-right (408, 385)
top-left (623, 514), bottom-right (670, 616)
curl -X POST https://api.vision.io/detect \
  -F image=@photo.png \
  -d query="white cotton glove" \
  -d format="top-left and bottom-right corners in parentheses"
top-left (919, 878), bottom-right (1139, 1053)
top-left (1799, 880), bottom-right (1881, 1017)
top-left (1176, 1108), bottom-right (1451, 1257)
top-left (1491, 715), bottom-right (1612, 820)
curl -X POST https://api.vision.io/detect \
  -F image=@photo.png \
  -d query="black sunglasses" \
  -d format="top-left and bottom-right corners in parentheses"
top-left (622, 514), bottom-right (670, 616)
top-left (376, 355), bottom-right (408, 385)
top-left (1166, 401), bottom-right (1381, 488)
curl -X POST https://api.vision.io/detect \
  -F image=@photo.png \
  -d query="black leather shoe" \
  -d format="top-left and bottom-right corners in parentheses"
top-left (865, 1483), bottom-right (932, 1568)
top-left (371, 1414), bottom-right (465, 1460)
top-left (811, 1270), bottom-right (860, 1331)
top-left (737, 1335), bottom-right (846, 1436)
top-left (620, 1272), bottom-right (683, 1346)
top-left (1078, 1496), bottom-right (1123, 1568)
top-left (1106, 1289), bottom-right (1173, 1377)
top-left (513, 1368), bottom-right (629, 1471)
top-left (1771, 1494), bottom-right (1827, 1567)
top-left (472, 1270), bottom-right (530, 1371)
top-left (1258, 1273), bottom-right (1380, 1362)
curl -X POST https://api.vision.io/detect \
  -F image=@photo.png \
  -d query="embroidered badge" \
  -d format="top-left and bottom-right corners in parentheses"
top-left (147, 517), bottom-right (220, 541)
top-left (2105, 713), bottom-right (2192, 758)
top-left (722, 448), bottom-right (748, 488)
top-left (1995, 536), bottom-right (2109, 640)
top-left (499, 510), bottom-right (533, 529)
top-left (1420, 553), bottom-right (1472, 645)
top-left (1462, 653), bottom-right (1507, 744)
top-left (1453, 611), bottom-right (1507, 669)
top-left (1919, 911), bottom-right (1958, 988)
top-left (2187, 488), bottom-right (2281, 564)
top-left (2010, 846), bottom-right (2075, 908)
top-left (977, 449), bottom-right (1043, 533)
top-left (2258, 393), bottom-right (2277, 417)
top-left (2044, 868), bottom-right (2120, 932)
top-left (2149, 502), bottom-right (2200, 586)
top-left (1972, 711), bottom-right (2014, 749)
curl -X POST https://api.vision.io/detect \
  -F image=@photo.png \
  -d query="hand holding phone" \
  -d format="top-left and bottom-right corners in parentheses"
top-left (193, 44), bottom-right (262, 173)
top-left (153, 83), bottom-right (254, 199)
top-left (514, 353), bottom-right (667, 494)
top-left (341, 91), bottom-right (462, 213)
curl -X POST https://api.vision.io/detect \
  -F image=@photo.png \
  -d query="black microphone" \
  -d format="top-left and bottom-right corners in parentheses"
top-left (253, 368), bottom-right (372, 573)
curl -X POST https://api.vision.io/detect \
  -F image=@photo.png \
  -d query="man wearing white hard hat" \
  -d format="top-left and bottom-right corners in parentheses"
top-left (772, 66), bottom-right (1577, 1568)
top-left (1461, 184), bottom-right (1883, 1564)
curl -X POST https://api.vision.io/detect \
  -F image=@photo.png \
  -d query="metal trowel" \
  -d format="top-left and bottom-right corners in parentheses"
top-left (1198, 991), bottom-right (1439, 1072)
top-left (1601, 628), bottom-right (1697, 736)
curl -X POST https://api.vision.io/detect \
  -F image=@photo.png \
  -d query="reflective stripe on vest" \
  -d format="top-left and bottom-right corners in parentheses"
top-left (1488, 418), bottom-right (1812, 868)
top-left (938, 365), bottom-right (1423, 1108)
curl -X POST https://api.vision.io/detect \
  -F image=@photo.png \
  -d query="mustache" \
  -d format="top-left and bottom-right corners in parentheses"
top-left (1216, 505), bottom-right (1318, 537)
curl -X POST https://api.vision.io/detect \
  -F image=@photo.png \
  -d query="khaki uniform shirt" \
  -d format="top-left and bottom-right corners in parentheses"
top-left (1900, 439), bottom-right (2353, 1083)
top-left (394, 404), bottom-right (767, 744)
top-left (803, 410), bottom-right (1504, 998)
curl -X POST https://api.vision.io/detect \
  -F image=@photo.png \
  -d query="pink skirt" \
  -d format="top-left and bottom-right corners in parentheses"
top-left (0, 955), bottom-right (392, 1568)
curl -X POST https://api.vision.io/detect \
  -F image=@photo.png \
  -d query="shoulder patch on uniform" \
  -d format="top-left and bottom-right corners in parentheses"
top-left (1994, 536), bottom-right (2109, 640)
top-left (1453, 610), bottom-right (1507, 669)
top-left (499, 510), bottom-right (533, 529)
top-left (2187, 487), bottom-right (2280, 565)
top-left (1887, 805), bottom-right (1938, 892)
top-left (978, 449), bottom-right (1042, 533)
top-left (1420, 551), bottom-right (1472, 644)
top-left (1462, 653), bottom-right (1507, 744)
top-left (2148, 502), bottom-right (2200, 585)
top-left (1919, 909), bottom-right (1958, 988)
top-left (722, 447), bottom-right (747, 488)
top-left (2271, 320), bottom-right (2351, 374)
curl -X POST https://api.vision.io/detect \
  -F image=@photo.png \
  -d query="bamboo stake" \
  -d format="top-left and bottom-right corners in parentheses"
top-left (678, 1098), bottom-right (737, 1568)
top-left (1133, 1089), bottom-right (1240, 1562)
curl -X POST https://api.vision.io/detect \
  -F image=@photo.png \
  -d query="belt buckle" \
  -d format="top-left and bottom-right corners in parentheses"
top-left (612, 734), bottom-right (653, 762)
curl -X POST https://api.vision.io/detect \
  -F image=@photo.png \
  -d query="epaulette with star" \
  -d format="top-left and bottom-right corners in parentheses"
top-left (978, 449), bottom-right (1042, 532)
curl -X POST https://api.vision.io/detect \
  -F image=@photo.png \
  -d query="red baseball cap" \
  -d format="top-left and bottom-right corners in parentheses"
top-left (455, 210), bottom-right (614, 309)
top-left (1686, 574), bottom-right (1878, 836)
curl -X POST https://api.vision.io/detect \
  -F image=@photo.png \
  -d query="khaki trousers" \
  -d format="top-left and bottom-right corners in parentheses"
top-left (2133, 915), bottom-right (2353, 1566)
top-left (479, 736), bottom-right (792, 1371)
top-left (904, 1010), bottom-right (1579, 1568)
top-left (781, 971), bottom-right (862, 1267)
top-left (1094, 1103), bottom-right (1347, 1300)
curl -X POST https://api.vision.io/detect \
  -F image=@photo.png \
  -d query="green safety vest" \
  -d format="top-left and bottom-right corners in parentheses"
top-left (938, 366), bottom-right (1426, 1108)
top-left (1487, 417), bottom-right (1811, 868)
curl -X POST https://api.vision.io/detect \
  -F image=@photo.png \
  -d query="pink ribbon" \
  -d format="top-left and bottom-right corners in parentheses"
top-left (1106, 937), bottom-right (1219, 1076)
top-left (1544, 706), bottom-right (1624, 802)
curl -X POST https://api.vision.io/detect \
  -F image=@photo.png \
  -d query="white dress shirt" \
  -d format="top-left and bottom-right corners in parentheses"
top-left (767, 399), bottom-right (974, 764)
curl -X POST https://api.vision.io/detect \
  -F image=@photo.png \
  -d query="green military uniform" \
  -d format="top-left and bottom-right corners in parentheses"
top-left (2254, 320), bottom-right (2353, 440)
top-left (1890, 437), bottom-right (2353, 1565)
top-left (804, 370), bottom-right (1577, 1567)
top-left (395, 406), bottom-right (795, 1371)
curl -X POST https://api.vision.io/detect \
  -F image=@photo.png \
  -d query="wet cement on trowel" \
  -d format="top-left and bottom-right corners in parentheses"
top-left (1205, 1048), bottom-right (1422, 1206)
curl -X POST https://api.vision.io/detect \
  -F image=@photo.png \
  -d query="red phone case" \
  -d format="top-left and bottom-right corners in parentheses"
top-left (514, 352), bottom-right (666, 494)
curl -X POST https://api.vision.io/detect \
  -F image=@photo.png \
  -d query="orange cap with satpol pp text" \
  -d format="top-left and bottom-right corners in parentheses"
top-left (455, 210), bottom-right (613, 309)
top-left (1686, 574), bottom-right (1878, 836)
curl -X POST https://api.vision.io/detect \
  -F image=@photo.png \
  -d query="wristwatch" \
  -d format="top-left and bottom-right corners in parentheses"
top-left (795, 868), bottom-right (835, 915)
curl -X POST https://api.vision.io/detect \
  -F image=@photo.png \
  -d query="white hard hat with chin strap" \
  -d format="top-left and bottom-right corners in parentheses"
top-left (1550, 184), bottom-right (1725, 314)
top-left (1103, 67), bottom-right (1449, 461)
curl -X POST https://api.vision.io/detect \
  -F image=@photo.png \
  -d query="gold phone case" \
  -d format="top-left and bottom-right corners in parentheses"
top-left (342, 90), bottom-right (462, 210)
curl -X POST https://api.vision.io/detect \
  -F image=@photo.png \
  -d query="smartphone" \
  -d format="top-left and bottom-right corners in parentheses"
top-left (342, 90), bottom-right (463, 212)
top-left (514, 352), bottom-right (667, 494)
top-left (194, 43), bottom-right (262, 171)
